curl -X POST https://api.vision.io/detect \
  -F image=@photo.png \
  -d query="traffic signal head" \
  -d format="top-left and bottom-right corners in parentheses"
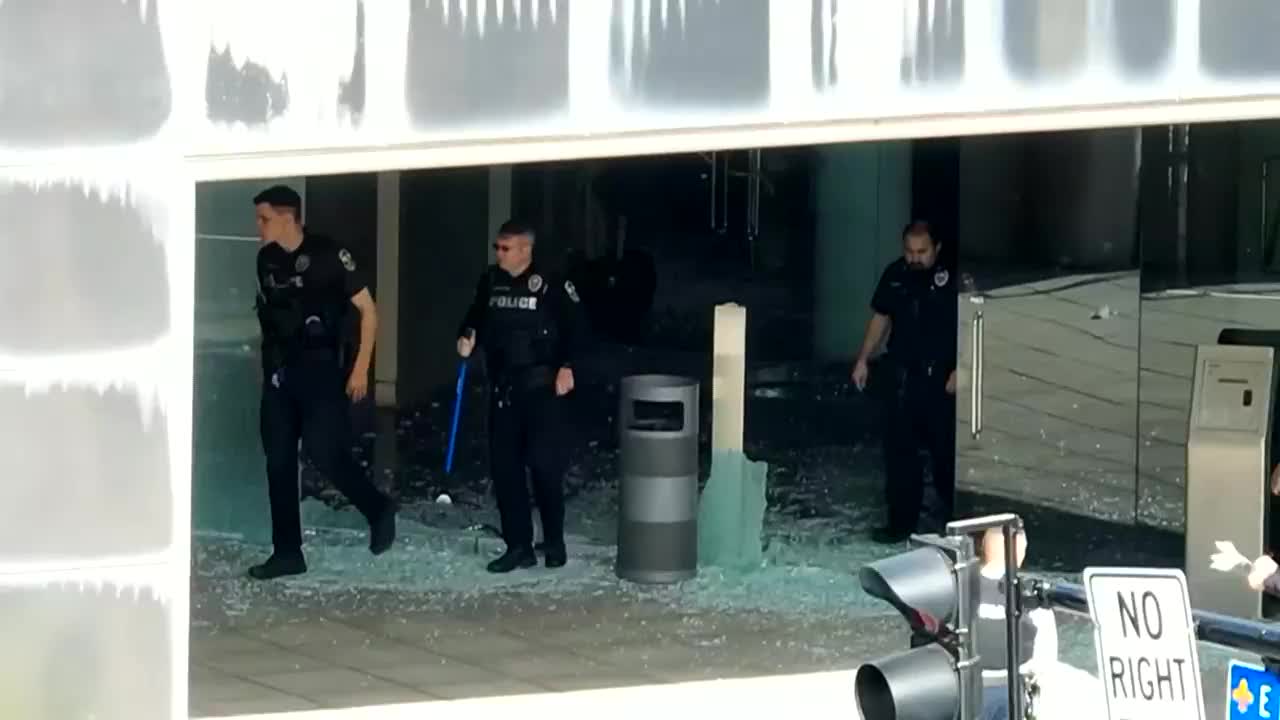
top-left (854, 536), bottom-right (979, 720)
top-left (855, 644), bottom-right (959, 720)
top-left (859, 545), bottom-right (959, 638)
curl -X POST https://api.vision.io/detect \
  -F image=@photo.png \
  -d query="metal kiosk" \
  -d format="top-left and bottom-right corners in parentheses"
top-left (1185, 329), bottom-right (1279, 618)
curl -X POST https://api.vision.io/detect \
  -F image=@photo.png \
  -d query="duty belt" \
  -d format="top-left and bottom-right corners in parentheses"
top-left (493, 365), bottom-right (555, 395)
top-left (895, 359), bottom-right (945, 378)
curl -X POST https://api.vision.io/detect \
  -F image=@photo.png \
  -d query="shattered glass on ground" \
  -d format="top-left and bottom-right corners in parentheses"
top-left (191, 349), bottom-right (1208, 713)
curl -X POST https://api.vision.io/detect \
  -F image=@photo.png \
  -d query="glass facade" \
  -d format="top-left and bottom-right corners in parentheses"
top-left (952, 121), bottom-right (1280, 548)
top-left (10, 2), bottom-right (1280, 718)
top-left (186, 122), bottom-right (1280, 716)
top-left (193, 178), bottom-right (304, 543)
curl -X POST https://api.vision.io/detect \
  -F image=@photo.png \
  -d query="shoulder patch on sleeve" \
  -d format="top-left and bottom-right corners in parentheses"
top-left (564, 280), bottom-right (580, 304)
top-left (338, 248), bottom-right (356, 272)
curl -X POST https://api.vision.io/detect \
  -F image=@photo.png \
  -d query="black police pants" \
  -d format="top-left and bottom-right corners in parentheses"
top-left (488, 382), bottom-right (567, 550)
top-left (260, 355), bottom-right (388, 554)
top-left (882, 369), bottom-right (956, 534)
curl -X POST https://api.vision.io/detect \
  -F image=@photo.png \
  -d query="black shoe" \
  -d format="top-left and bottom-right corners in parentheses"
top-left (543, 542), bottom-right (567, 569)
top-left (369, 503), bottom-right (397, 556)
top-left (486, 546), bottom-right (537, 574)
top-left (871, 527), bottom-right (913, 545)
top-left (247, 552), bottom-right (307, 581)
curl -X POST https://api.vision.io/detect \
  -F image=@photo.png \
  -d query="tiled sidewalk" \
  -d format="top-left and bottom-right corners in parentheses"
top-left (190, 593), bottom-right (888, 716)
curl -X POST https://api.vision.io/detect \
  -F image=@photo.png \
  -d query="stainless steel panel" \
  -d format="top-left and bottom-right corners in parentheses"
top-left (1200, 0), bottom-right (1280, 78)
top-left (610, 0), bottom-right (770, 107)
top-left (620, 473), bottom-right (698, 524)
top-left (0, 384), bottom-right (172, 561)
top-left (0, 177), bottom-right (170, 353)
top-left (0, 0), bottom-right (171, 148)
top-left (0, 576), bottom-right (174, 720)
top-left (406, 0), bottom-right (570, 130)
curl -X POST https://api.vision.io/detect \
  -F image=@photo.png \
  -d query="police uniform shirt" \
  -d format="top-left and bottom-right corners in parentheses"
top-left (870, 258), bottom-right (958, 373)
top-left (255, 234), bottom-right (365, 366)
top-left (458, 264), bottom-right (585, 380)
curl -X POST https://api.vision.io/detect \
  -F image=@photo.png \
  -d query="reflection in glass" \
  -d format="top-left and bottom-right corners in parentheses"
top-left (1137, 120), bottom-right (1280, 531)
top-left (955, 129), bottom-right (1141, 525)
top-left (193, 179), bottom-right (304, 542)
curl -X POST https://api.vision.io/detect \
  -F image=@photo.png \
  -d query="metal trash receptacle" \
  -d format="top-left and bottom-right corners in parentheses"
top-left (616, 374), bottom-right (700, 584)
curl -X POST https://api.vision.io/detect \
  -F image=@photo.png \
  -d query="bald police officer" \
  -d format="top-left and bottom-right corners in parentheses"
top-left (853, 220), bottom-right (958, 544)
top-left (249, 185), bottom-right (396, 580)
top-left (457, 220), bottom-right (588, 573)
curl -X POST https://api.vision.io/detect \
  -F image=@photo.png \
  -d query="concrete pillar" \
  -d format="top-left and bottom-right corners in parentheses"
top-left (1029, 129), bottom-right (1140, 269)
top-left (375, 171), bottom-right (400, 408)
top-left (398, 168), bottom-right (494, 404)
top-left (488, 165), bottom-right (512, 262)
top-left (713, 303), bottom-right (747, 452)
top-left (813, 142), bottom-right (913, 361)
top-left (957, 136), bottom-right (1023, 265)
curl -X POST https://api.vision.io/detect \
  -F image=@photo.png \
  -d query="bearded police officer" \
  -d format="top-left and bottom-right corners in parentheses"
top-left (457, 220), bottom-right (587, 573)
top-left (249, 185), bottom-right (396, 580)
top-left (852, 220), bottom-right (958, 544)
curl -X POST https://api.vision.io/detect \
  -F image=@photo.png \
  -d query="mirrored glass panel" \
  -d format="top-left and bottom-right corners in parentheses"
top-left (193, 178), bottom-right (304, 541)
top-left (1137, 120), bottom-right (1280, 532)
top-left (955, 130), bottom-right (1142, 526)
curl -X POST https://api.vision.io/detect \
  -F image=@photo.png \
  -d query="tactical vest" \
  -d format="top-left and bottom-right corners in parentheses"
top-left (976, 575), bottom-right (1038, 674)
top-left (256, 240), bottom-right (347, 368)
top-left (482, 266), bottom-right (558, 380)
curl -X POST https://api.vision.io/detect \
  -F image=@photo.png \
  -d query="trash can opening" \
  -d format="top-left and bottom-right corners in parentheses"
top-left (629, 400), bottom-right (684, 432)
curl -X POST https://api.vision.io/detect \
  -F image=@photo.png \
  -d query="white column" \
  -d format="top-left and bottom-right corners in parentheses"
top-left (374, 171), bottom-right (400, 408)
top-left (488, 165), bottom-right (512, 263)
top-left (713, 303), bottom-right (747, 452)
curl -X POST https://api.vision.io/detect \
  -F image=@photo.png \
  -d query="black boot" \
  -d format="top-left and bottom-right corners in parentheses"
top-left (248, 551), bottom-right (307, 580)
top-left (486, 545), bottom-right (537, 573)
top-left (543, 542), bottom-right (567, 569)
top-left (369, 503), bottom-right (397, 556)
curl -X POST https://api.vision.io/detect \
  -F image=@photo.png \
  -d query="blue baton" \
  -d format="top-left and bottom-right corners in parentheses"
top-left (445, 360), bottom-right (468, 474)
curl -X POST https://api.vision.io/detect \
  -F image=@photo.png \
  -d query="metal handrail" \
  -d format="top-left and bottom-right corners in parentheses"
top-left (1030, 578), bottom-right (1280, 660)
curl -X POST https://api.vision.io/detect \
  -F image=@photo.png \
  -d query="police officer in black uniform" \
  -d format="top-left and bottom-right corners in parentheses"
top-left (852, 220), bottom-right (958, 545)
top-left (248, 185), bottom-right (396, 580)
top-left (457, 220), bottom-right (587, 574)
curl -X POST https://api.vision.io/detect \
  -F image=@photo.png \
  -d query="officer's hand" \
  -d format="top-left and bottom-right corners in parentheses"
top-left (1250, 554), bottom-right (1279, 591)
top-left (346, 369), bottom-right (369, 403)
top-left (851, 359), bottom-right (869, 391)
top-left (945, 370), bottom-right (957, 395)
top-left (457, 331), bottom-right (475, 358)
top-left (555, 367), bottom-right (575, 396)
top-left (1271, 464), bottom-right (1280, 496)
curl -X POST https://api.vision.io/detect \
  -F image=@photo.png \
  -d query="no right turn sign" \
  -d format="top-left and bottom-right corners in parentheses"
top-left (1084, 567), bottom-right (1206, 720)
